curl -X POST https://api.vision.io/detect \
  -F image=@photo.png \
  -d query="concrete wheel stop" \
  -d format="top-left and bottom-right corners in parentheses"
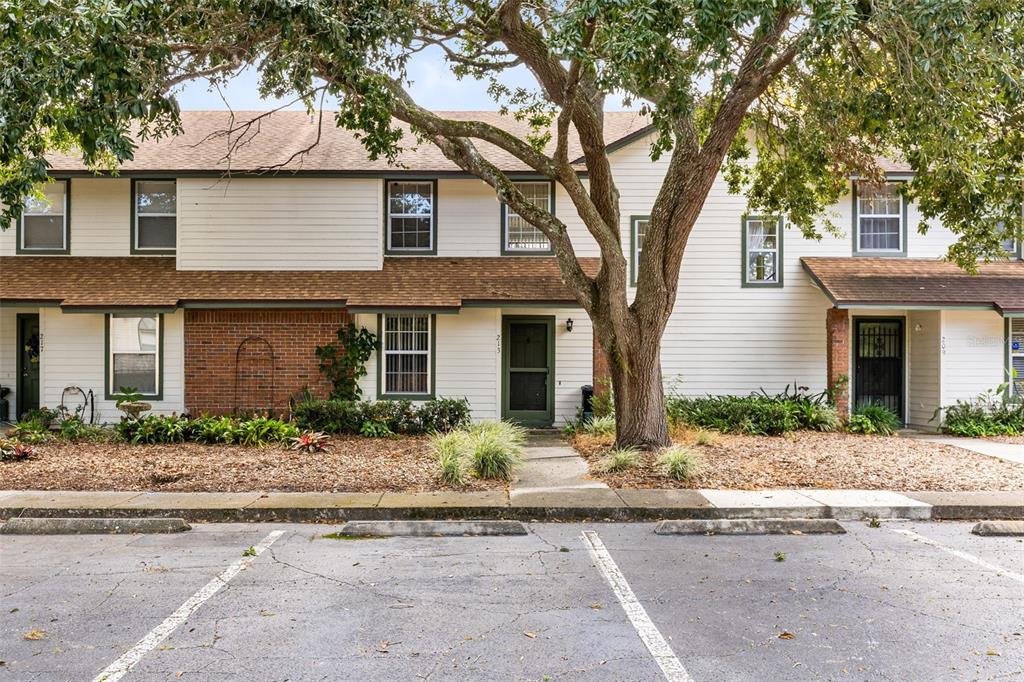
top-left (0, 517), bottom-right (191, 535)
top-left (654, 518), bottom-right (846, 535)
top-left (337, 520), bottom-right (529, 537)
top-left (971, 520), bottom-right (1024, 536)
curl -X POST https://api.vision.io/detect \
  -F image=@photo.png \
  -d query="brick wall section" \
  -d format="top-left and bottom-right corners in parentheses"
top-left (826, 307), bottom-right (850, 419)
top-left (184, 309), bottom-right (348, 416)
top-left (593, 334), bottom-right (611, 395)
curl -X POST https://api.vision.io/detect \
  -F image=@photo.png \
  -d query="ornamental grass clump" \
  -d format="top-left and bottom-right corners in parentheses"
top-left (657, 446), bottom-right (702, 481)
top-left (431, 420), bottom-right (525, 483)
top-left (599, 447), bottom-right (640, 473)
top-left (583, 414), bottom-right (617, 437)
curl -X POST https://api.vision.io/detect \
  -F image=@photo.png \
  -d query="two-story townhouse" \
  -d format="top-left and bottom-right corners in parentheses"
top-left (2, 110), bottom-right (1022, 429)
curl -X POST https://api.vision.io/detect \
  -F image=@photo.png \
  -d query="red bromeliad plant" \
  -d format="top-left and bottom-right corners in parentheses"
top-left (288, 431), bottom-right (332, 454)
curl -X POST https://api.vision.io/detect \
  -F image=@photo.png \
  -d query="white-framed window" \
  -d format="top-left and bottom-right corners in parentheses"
top-left (108, 314), bottom-right (161, 397)
top-left (134, 180), bottom-right (177, 251)
top-left (381, 314), bottom-right (431, 396)
top-left (503, 181), bottom-right (552, 253)
top-left (631, 216), bottom-right (649, 285)
top-left (387, 181), bottom-right (434, 252)
top-left (856, 182), bottom-right (903, 253)
top-left (20, 180), bottom-right (68, 252)
top-left (743, 216), bottom-right (782, 286)
top-left (1011, 319), bottom-right (1023, 397)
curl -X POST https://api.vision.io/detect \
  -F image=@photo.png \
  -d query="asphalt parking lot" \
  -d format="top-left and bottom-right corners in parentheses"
top-left (2, 521), bottom-right (1022, 681)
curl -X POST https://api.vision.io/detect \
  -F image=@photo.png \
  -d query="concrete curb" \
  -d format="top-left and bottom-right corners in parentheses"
top-left (0, 489), bottom-right (1019, 523)
top-left (0, 516), bottom-right (190, 535)
top-left (655, 519), bottom-right (846, 535)
top-left (337, 520), bottom-right (529, 537)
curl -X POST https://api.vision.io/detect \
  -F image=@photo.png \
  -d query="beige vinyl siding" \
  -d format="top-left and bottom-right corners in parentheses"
top-left (939, 310), bottom-right (1006, 406)
top-left (611, 134), bottom-right (850, 396)
top-left (1, 179), bottom-right (131, 257)
top-left (176, 178), bottom-right (382, 270)
top-left (0, 307), bottom-right (19, 414)
top-left (357, 306), bottom-right (587, 424)
top-left (907, 311), bottom-right (941, 430)
top-left (436, 179), bottom-right (501, 256)
top-left (38, 309), bottom-right (185, 423)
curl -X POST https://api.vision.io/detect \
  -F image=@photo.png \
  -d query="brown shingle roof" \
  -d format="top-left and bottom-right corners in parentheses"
top-left (0, 256), bottom-right (596, 310)
top-left (44, 111), bottom-right (652, 174)
top-left (801, 257), bottom-right (1024, 313)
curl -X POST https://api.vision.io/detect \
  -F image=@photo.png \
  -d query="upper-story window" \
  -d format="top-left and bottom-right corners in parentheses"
top-left (854, 182), bottom-right (905, 255)
top-left (19, 180), bottom-right (69, 254)
top-left (379, 313), bottom-right (434, 398)
top-left (742, 216), bottom-right (783, 287)
top-left (630, 216), bottom-right (649, 285)
top-left (107, 314), bottom-right (162, 398)
top-left (386, 181), bottom-right (436, 254)
top-left (503, 181), bottom-right (553, 254)
top-left (133, 180), bottom-right (177, 253)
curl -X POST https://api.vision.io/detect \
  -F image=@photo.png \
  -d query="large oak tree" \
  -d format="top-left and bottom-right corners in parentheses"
top-left (2, 0), bottom-right (1022, 447)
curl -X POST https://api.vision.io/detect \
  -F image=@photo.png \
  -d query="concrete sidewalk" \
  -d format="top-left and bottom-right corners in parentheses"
top-left (907, 434), bottom-right (1024, 465)
top-left (0, 488), bottom-right (1020, 523)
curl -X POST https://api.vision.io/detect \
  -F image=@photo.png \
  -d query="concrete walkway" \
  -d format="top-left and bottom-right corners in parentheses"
top-left (907, 433), bottom-right (1024, 465)
top-left (511, 430), bottom-right (608, 496)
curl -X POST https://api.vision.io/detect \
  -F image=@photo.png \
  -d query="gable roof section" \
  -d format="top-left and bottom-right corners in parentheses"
top-left (801, 257), bottom-right (1024, 314)
top-left (44, 111), bottom-right (652, 175)
top-left (0, 256), bottom-right (596, 310)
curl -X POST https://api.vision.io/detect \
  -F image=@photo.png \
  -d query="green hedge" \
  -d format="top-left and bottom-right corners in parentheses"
top-left (293, 397), bottom-right (471, 435)
top-left (942, 394), bottom-right (1023, 436)
top-left (665, 391), bottom-right (840, 435)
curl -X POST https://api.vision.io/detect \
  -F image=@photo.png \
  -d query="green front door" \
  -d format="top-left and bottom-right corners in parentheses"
top-left (17, 314), bottom-right (40, 419)
top-left (502, 316), bottom-right (555, 426)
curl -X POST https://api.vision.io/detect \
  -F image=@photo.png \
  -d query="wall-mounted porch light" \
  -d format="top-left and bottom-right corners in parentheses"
top-left (566, 318), bottom-right (574, 332)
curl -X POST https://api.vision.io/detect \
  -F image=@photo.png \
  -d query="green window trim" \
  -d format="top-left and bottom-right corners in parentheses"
top-left (629, 215), bottom-right (650, 286)
top-left (1008, 317), bottom-right (1024, 398)
top-left (16, 178), bottom-right (71, 255)
top-left (384, 178), bottom-right (438, 255)
top-left (130, 178), bottom-right (177, 256)
top-left (741, 215), bottom-right (784, 288)
top-left (852, 180), bottom-right (909, 257)
top-left (375, 313), bottom-right (437, 400)
top-left (500, 180), bottom-right (556, 256)
top-left (104, 313), bottom-right (165, 401)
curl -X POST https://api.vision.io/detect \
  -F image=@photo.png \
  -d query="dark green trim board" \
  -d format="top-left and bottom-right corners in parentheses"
top-left (501, 315), bottom-right (556, 427)
top-left (629, 215), bottom-right (650, 286)
top-left (16, 178), bottom-right (71, 255)
top-left (1006, 316), bottom-right (1013, 399)
top-left (741, 215), bottom-right (784, 288)
top-left (384, 178), bottom-right (439, 255)
top-left (15, 313), bottom-right (40, 419)
top-left (130, 178), bottom-right (177, 255)
top-left (375, 313), bottom-right (437, 400)
top-left (851, 180), bottom-right (908, 257)
top-left (104, 313), bottom-right (165, 401)
top-left (501, 180), bottom-right (556, 256)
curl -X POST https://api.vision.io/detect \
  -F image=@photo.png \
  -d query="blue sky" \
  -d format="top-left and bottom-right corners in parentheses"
top-left (174, 46), bottom-right (633, 111)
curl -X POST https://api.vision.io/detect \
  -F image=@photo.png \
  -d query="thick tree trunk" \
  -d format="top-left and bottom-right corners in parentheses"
top-left (604, 324), bottom-right (671, 450)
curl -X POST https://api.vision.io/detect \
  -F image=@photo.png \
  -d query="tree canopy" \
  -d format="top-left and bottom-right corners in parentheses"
top-left (2, 0), bottom-right (1022, 445)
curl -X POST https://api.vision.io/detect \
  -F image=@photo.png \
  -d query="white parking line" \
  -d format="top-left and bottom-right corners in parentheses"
top-left (581, 530), bottom-right (693, 682)
top-left (888, 527), bottom-right (1024, 584)
top-left (93, 529), bottom-right (286, 682)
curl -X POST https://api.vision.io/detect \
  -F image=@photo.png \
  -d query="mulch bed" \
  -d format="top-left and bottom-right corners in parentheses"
top-left (572, 430), bottom-right (1024, 492)
top-left (0, 436), bottom-right (502, 493)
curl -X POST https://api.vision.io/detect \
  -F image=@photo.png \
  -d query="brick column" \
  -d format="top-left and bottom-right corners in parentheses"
top-left (593, 333), bottom-right (611, 394)
top-left (826, 307), bottom-right (850, 419)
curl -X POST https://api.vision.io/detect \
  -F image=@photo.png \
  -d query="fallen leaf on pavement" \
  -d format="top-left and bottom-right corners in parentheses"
top-left (986, 650), bottom-right (1000, 656)
top-left (23, 629), bottom-right (46, 641)
top-left (524, 632), bottom-right (537, 639)
top-left (778, 632), bottom-right (796, 640)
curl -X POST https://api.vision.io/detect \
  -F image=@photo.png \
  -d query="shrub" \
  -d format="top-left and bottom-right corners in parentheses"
top-left (418, 397), bottom-right (471, 433)
top-left (10, 419), bottom-right (52, 444)
top-left (0, 439), bottom-right (33, 461)
top-left (363, 400), bottom-right (419, 434)
top-left (666, 384), bottom-right (839, 436)
top-left (941, 389), bottom-right (1022, 436)
top-left (57, 417), bottom-right (111, 443)
top-left (191, 415), bottom-right (239, 444)
top-left (848, 403), bottom-right (901, 436)
top-left (22, 407), bottom-right (59, 428)
top-left (118, 414), bottom-right (192, 444)
top-left (288, 431), bottom-right (332, 453)
top-left (590, 378), bottom-right (615, 419)
top-left (657, 446), bottom-right (701, 481)
top-left (693, 429), bottom-right (718, 446)
top-left (433, 430), bottom-right (471, 485)
top-left (599, 447), bottom-right (640, 473)
top-left (236, 416), bottom-right (299, 447)
top-left (292, 399), bottom-right (364, 434)
top-left (582, 414), bottom-right (617, 436)
top-left (315, 323), bottom-right (377, 401)
top-left (359, 421), bottom-right (393, 438)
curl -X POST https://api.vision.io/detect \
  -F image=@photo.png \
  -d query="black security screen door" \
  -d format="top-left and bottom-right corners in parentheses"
top-left (503, 317), bottom-right (554, 426)
top-left (854, 318), bottom-right (904, 419)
